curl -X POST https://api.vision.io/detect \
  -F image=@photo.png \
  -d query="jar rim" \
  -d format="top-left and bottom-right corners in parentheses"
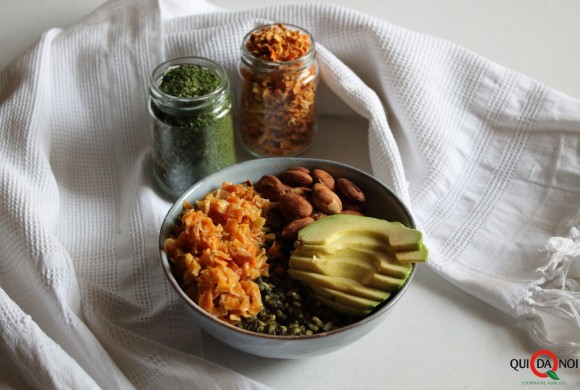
top-left (149, 56), bottom-right (229, 104)
top-left (240, 23), bottom-right (316, 69)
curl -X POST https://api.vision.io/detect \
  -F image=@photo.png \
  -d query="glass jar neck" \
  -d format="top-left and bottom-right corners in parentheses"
top-left (240, 25), bottom-right (317, 73)
top-left (149, 56), bottom-right (230, 116)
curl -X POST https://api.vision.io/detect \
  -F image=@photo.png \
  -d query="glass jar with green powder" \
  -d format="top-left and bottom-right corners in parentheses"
top-left (149, 56), bottom-right (236, 198)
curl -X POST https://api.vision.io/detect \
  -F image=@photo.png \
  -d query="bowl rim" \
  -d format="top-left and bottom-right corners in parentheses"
top-left (159, 157), bottom-right (417, 340)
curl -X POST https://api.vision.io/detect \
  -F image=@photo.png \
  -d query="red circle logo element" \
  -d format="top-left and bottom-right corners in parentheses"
top-left (530, 349), bottom-right (558, 378)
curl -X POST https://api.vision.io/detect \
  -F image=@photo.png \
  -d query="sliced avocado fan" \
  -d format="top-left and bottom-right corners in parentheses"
top-left (288, 214), bottom-right (428, 316)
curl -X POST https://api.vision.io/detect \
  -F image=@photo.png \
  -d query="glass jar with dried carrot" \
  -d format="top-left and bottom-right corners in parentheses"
top-left (238, 23), bottom-right (319, 157)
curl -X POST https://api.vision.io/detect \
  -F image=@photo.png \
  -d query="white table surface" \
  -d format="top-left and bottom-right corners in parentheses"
top-left (2, 1), bottom-right (579, 389)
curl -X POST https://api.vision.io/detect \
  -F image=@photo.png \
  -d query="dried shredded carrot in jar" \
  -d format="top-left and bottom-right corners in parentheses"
top-left (164, 182), bottom-right (271, 323)
top-left (239, 23), bottom-right (318, 157)
top-left (244, 23), bottom-right (311, 62)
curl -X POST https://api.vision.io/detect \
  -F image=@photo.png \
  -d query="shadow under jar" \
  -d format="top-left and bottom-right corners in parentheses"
top-left (149, 56), bottom-right (236, 198)
top-left (238, 24), bottom-right (319, 157)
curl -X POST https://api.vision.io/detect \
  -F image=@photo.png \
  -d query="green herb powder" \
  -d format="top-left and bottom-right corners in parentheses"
top-left (159, 64), bottom-right (220, 98)
top-left (151, 63), bottom-right (236, 197)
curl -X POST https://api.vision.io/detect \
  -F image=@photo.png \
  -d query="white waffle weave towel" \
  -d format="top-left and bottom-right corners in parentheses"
top-left (1, 0), bottom-right (579, 388)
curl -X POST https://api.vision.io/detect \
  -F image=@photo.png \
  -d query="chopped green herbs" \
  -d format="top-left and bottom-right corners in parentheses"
top-left (150, 60), bottom-right (236, 197)
top-left (159, 64), bottom-right (220, 98)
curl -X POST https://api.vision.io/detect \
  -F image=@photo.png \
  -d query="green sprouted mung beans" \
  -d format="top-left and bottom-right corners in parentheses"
top-left (149, 59), bottom-right (236, 198)
top-left (236, 235), bottom-right (357, 336)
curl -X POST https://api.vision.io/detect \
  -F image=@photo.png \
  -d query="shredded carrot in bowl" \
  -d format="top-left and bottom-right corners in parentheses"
top-left (164, 182), bottom-right (271, 324)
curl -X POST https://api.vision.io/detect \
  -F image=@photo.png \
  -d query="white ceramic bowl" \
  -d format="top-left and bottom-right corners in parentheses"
top-left (159, 157), bottom-right (417, 359)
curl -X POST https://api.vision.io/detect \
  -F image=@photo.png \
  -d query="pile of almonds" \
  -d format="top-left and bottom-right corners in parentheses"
top-left (254, 167), bottom-right (367, 241)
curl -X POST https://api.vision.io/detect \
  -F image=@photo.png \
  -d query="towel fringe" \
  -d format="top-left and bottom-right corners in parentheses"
top-left (517, 232), bottom-right (580, 357)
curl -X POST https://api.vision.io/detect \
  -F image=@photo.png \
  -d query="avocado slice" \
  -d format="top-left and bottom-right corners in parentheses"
top-left (296, 214), bottom-right (424, 252)
top-left (291, 247), bottom-right (413, 279)
top-left (288, 271), bottom-right (390, 316)
top-left (395, 245), bottom-right (429, 263)
top-left (314, 294), bottom-right (375, 317)
top-left (289, 253), bottom-right (377, 283)
top-left (287, 269), bottom-right (391, 301)
top-left (288, 214), bottom-right (427, 316)
top-left (295, 215), bottom-right (428, 263)
top-left (309, 284), bottom-right (384, 315)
